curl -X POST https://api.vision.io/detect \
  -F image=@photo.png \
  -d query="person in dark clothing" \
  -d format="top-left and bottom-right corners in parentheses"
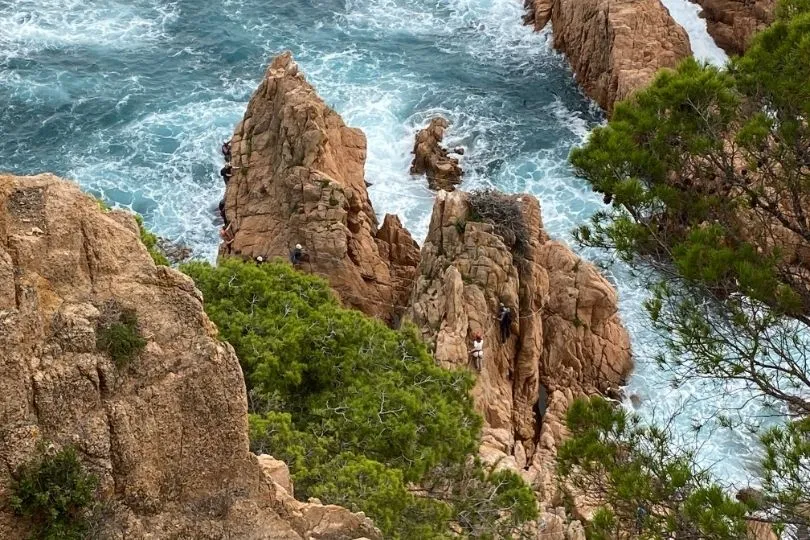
top-left (290, 243), bottom-right (303, 265)
top-left (498, 303), bottom-right (512, 343)
top-left (218, 198), bottom-right (229, 227)
top-left (221, 141), bottom-right (232, 162)
top-left (220, 164), bottom-right (239, 184)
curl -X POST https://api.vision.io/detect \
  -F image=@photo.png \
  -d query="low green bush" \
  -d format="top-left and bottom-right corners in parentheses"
top-left (134, 215), bottom-right (169, 266)
top-left (10, 445), bottom-right (98, 540)
top-left (96, 307), bottom-right (146, 368)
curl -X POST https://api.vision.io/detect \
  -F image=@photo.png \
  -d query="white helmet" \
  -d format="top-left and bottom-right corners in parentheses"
top-left (295, 244), bottom-right (302, 250)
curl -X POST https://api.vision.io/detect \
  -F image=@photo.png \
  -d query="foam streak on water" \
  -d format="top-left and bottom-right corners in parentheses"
top-left (661, 0), bottom-right (728, 65)
top-left (0, 0), bottom-right (760, 487)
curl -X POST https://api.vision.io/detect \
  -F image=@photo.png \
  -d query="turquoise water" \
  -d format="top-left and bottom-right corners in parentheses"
top-left (0, 0), bottom-right (763, 485)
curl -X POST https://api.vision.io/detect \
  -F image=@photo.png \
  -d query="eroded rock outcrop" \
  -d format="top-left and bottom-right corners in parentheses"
top-left (0, 173), bottom-right (380, 540)
top-left (407, 190), bottom-right (632, 500)
top-left (410, 117), bottom-right (463, 191)
top-left (692, 0), bottom-right (776, 54)
top-left (223, 52), bottom-right (419, 322)
top-left (525, 0), bottom-right (691, 112)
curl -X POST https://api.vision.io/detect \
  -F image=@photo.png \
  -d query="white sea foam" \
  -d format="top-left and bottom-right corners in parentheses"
top-left (0, 0), bottom-right (175, 61)
top-left (661, 0), bottom-right (728, 66)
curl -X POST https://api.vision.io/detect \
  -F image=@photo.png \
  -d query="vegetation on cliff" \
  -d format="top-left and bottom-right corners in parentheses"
top-left (566, 0), bottom-right (810, 536)
top-left (10, 445), bottom-right (98, 540)
top-left (184, 259), bottom-right (537, 538)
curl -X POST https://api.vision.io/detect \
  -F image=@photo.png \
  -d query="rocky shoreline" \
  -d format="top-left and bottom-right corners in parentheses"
top-left (219, 52), bottom-right (633, 534)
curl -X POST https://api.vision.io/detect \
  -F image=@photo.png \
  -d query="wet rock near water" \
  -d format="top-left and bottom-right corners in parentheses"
top-left (524, 0), bottom-right (691, 113)
top-left (410, 117), bottom-right (463, 191)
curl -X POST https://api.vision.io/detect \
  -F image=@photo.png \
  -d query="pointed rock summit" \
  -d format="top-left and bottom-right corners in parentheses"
top-left (222, 52), bottom-right (419, 322)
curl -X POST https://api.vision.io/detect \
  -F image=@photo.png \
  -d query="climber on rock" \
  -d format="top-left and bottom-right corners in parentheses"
top-left (218, 198), bottom-right (228, 227)
top-left (471, 333), bottom-right (484, 371)
top-left (219, 222), bottom-right (235, 246)
top-left (498, 303), bottom-right (513, 343)
top-left (221, 140), bottom-right (232, 162)
top-left (290, 243), bottom-right (303, 265)
top-left (220, 164), bottom-right (239, 184)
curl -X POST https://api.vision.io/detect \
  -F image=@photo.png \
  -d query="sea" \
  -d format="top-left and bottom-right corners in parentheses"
top-left (0, 0), bottom-right (764, 487)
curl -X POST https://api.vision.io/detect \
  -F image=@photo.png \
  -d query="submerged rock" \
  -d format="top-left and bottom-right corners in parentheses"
top-left (406, 190), bottom-right (632, 499)
top-left (0, 173), bottom-right (380, 540)
top-left (525, 0), bottom-right (691, 112)
top-left (410, 117), bottom-right (463, 191)
top-left (222, 52), bottom-right (419, 322)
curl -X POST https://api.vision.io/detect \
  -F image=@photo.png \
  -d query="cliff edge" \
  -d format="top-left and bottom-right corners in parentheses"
top-left (0, 173), bottom-right (380, 539)
top-left (526, 0), bottom-right (691, 112)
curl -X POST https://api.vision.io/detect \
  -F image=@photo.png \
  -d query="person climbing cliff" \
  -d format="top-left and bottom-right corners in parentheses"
top-left (221, 140), bottom-right (232, 162)
top-left (471, 333), bottom-right (484, 371)
top-left (219, 222), bottom-right (235, 248)
top-left (220, 164), bottom-right (240, 184)
top-left (218, 198), bottom-right (229, 227)
top-left (290, 243), bottom-right (303, 265)
top-left (498, 303), bottom-right (513, 343)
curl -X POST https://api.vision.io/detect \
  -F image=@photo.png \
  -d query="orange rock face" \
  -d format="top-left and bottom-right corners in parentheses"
top-left (0, 174), bottom-right (380, 540)
top-left (223, 52), bottom-right (419, 322)
top-left (526, 0), bottom-right (692, 112)
top-left (406, 190), bottom-right (632, 499)
top-left (692, 0), bottom-right (776, 54)
top-left (410, 117), bottom-right (463, 191)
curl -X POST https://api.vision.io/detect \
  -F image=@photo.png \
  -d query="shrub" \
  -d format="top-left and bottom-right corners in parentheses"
top-left (96, 306), bottom-right (146, 368)
top-left (10, 445), bottom-right (99, 540)
top-left (134, 215), bottom-right (170, 266)
top-left (467, 189), bottom-right (529, 253)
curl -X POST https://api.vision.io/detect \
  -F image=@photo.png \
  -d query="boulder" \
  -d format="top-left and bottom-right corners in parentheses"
top-left (0, 173), bottom-right (381, 540)
top-left (692, 0), bottom-right (776, 55)
top-left (525, 0), bottom-right (691, 113)
top-left (406, 190), bottom-right (631, 498)
top-left (222, 52), bottom-right (419, 322)
top-left (410, 117), bottom-right (463, 191)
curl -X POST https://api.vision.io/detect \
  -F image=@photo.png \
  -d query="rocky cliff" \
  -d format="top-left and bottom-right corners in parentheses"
top-left (525, 0), bottom-right (691, 112)
top-left (0, 173), bottom-right (380, 539)
top-left (223, 52), bottom-right (419, 323)
top-left (692, 0), bottom-right (776, 54)
top-left (407, 190), bottom-right (632, 499)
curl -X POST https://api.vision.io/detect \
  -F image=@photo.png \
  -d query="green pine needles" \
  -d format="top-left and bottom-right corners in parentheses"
top-left (184, 259), bottom-right (537, 538)
top-left (565, 0), bottom-right (810, 536)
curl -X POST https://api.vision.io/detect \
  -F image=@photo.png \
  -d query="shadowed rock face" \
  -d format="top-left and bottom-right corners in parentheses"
top-left (222, 52), bottom-right (419, 323)
top-left (692, 0), bottom-right (776, 54)
top-left (406, 190), bottom-right (632, 500)
top-left (525, 0), bottom-right (691, 113)
top-left (0, 173), bottom-right (380, 540)
top-left (410, 117), bottom-right (463, 191)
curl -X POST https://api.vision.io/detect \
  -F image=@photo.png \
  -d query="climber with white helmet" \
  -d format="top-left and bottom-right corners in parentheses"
top-left (290, 243), bottom-right (303, 265)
